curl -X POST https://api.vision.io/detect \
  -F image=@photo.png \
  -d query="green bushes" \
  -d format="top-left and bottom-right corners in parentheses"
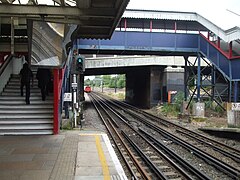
top-left (205, 99), bottom-right (225, 116)
top-left (160, 104), bottom-right (179, 117)
top-left (160, 92), bottom-right (225, 118)
top-left (160, 91), bottom-right (184, 117)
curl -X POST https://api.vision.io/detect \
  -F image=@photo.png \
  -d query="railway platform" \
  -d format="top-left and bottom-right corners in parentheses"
top-left (0, 130), bottom-right (127, 180)
top-left (199, 127), bottom-right (240, 140)
top-left (0, 92), bottom-right (127, 179)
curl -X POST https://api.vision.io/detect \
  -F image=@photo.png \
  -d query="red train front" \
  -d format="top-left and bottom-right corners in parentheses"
top-left (84, 86), bottom-right (91, 93)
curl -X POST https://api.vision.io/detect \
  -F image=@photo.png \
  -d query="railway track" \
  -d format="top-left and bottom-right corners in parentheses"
top-left (89, 92), bottom-right (240, 179)
top-left (108, 95), bottom-right (240, 166)
top-left (90, 93), bottom-right (200, 180)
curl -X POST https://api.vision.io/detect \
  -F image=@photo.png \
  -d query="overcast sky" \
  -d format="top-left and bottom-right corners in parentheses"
top-left (15, 0), bottom-right (240, 30)
top-left (127, 0), bottom-right (240, 30)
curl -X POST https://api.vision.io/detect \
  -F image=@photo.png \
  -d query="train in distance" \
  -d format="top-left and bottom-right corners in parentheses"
top-left (84, 86), bottom-right (92, 93)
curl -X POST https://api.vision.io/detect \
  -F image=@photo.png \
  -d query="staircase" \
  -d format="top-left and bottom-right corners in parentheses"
top-left (0, 74), bottom-right (54, 135)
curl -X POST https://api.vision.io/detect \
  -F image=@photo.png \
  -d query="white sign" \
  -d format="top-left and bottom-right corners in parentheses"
top-left (232, 103), bottom-right (240, 111)
top-left (64, 93), bottom-right (72, 102)
top-left (71, 83), bottom-right (77, 88)
top-left (170, 91), bottom-right (177, 94)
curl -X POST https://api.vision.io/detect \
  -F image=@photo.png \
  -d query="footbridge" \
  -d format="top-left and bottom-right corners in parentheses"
top-left (78, 9), bottom-right (240, 104)
top-left (78, 30), bottom-right (240, 81)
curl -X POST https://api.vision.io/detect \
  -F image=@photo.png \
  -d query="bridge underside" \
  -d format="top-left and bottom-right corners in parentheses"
top-left (85, 64), bottom-right (224, 108)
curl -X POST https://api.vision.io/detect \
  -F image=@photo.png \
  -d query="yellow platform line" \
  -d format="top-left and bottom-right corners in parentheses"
top-left (95, 135), bottom-right (110, 180)
top-left (79, 133), bottom-right (105, 136)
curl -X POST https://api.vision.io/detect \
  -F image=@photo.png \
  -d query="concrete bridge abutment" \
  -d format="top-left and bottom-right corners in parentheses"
top-left (126, 67), bottom-right (151, 109)
top-left (125, 66), bottom-right (185, 109)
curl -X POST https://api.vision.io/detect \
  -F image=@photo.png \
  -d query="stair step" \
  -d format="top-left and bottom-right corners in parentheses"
top-left (0, 100), bottom-right (53, 105)
top-left (0, 120), bottom-right (53, 124)
top-left (0, 105), bottom-right (53, 109)
top-left (4, 89), bottom-right (42, 93)
top-left (1, 92), bottom-right (42, 96)
top-left (10, 78), bottom-right (38, 82)
top-left (0, 110), bottom-right (53, 114)
top-left (0, 124), bottom-right (53, 130)
top-left (0, 130), bottom-right (53, 135)
top-left (0, 74), bottom-right (54, 136)
top-left (0, 96), bottom-right (53, 100)
top-left (6, 85), bottom-right (39, 90)
top-left (7, 82), bottom-right (38, 86)
top-left (0, 114), bottom-right (53, 119)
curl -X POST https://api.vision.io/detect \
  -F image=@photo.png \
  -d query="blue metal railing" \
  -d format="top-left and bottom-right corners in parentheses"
top-left (60, 50), bottom-right (73, 122)
top-left (78, 31), bottom-right (198, 54)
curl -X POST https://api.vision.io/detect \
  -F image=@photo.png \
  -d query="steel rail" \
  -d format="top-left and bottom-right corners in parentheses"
top-left (92, 93), bottom-right (193, 179)
top-left (122, 130), bottom-right (168, 180)
top-left (176, 129), bottom-right (240, 162)
top-left (109, 96), bottom-right (240, 156)
top-left (91, 93), bottom-right (203, 180)
top-left (89, 94), bottom-right (150, 180)
top-left (94, 93), bottom-right (240, 179)
top-left (138, 127), bottom-right (211, 180)
top-left (134, 113), bottom-right (240, 179)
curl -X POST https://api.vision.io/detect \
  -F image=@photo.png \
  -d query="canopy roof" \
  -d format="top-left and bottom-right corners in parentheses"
top-left (0, 0), bottom-right (130, 39)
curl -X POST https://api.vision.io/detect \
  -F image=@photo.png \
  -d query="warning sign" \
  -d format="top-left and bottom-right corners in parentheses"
top-left (232, 103), bottom-right (240, 111)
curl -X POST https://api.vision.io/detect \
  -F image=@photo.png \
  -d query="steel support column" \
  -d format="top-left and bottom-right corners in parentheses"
top-left (211, 66), bottom-right (216, 101)
top-left (124, 18), bottom-right (127, 31)
top-left (10, 17), bottom-right (14, 55)
top-left (229, 81), bottom-right (232, 102)
top-left (79, 74), bottom-right (84, 101)
top-left (197, 53), bottom-right (201, 101)
top-left (234, 81), bottom-right (239, 102)
top-left (217, 37), bottom-right (220, 48)
top-left (229, 41), bottom-right (233, 58)
top-left (184, 55), bottom-right (188, 101)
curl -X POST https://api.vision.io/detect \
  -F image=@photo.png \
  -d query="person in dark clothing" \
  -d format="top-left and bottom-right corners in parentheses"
top-left (36, 68), bottom-right (51, 101)
top-left (20, 63), bottom-right (33, 104)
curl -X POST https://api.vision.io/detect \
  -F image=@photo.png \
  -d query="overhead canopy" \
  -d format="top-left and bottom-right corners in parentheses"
top-left (0, 0), bottom-right (130, 39)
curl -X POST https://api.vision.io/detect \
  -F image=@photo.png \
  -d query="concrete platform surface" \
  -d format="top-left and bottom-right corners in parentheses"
top-left (199, 127), bottom-right (240, 140)
top-left (0, 130), bottom-right (127, 180)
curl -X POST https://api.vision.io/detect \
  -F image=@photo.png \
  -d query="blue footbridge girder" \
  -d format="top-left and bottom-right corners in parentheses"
top-left (77, 31), bottom-right (240, 101)
top-left (77, 31), bottom-right (240, 81)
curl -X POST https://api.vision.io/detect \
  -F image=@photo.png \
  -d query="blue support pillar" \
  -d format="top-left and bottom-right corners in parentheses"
top-left (197, 54), bottom-right (201, 102)
top-left (229, 81), bottom-right (232, 102)
top-left (184, 55), bottom-right (188, 101)
top-left (211, 66), bottom-right (216, 101)
top-left (234, 81), bottom-right (239, 102)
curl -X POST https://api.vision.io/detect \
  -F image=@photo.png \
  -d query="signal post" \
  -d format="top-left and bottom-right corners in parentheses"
top-left (71, 51), bottom-right (85, 128)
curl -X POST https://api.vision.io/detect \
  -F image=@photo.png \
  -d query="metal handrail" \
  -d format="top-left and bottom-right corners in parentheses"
top-left (0, 54), bottom-right (12, 77)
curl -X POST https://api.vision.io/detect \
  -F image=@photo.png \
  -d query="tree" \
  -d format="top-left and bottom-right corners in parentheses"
top-left (93, 76), bottom-right (102, 87)
top-left (117, 75), bottom-right (125, 88)
top-left (84, 78), bottom-right (91, 86)
top-left (102, 75), bottom-right (111, 87)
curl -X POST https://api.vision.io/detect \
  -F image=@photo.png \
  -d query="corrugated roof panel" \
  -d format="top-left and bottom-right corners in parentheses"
top-left (122, 9), bottom-right (240, 42)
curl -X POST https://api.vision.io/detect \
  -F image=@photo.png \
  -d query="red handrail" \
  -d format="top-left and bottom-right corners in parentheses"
top-left (199, 33), bottom-right (240, 60)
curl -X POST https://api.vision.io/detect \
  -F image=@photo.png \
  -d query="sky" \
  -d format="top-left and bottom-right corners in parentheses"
top-left (126, 0), bottom-right (240, 30)
top-left (14, 0), bottom-right (240, 30)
